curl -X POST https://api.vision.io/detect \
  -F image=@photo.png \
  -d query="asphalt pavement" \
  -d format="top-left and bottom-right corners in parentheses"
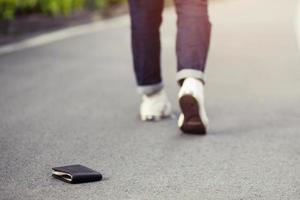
top-left (0, 0), bottom-right (300, 199)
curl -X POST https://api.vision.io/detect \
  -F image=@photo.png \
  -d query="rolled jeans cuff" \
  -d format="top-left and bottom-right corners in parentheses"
top-left (176, 69), bottom-right (206, 85)
top-left (137, 82), bottom-right (163, 95)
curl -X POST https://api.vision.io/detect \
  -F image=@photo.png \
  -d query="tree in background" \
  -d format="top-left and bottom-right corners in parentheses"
top-left (0, 0), bottom-right (125, 20)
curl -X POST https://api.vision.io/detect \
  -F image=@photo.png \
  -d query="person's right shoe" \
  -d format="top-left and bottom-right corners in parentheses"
top-left (178, 77), bottom-right (209, 134)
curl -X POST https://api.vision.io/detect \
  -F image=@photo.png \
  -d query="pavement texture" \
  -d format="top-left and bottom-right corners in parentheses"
top-left (0, 0), bottom-right (300, 199)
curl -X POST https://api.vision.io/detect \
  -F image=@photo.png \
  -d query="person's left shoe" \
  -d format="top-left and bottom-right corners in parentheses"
top-left (140, 89), bottom-right (172, 121)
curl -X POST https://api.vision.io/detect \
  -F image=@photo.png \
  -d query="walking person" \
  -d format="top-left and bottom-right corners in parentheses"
top-left (128, 0), bottom-right (211, 134)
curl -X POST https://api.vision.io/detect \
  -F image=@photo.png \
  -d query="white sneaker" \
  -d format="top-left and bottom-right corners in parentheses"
top-left (140, 89), bottom-right (172, 121)
top-left (178, 78), bottom-right (209, 134)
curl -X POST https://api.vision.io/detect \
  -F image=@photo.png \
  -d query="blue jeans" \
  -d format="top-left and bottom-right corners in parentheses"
top-left (128, 0), bottom-right (211, 95)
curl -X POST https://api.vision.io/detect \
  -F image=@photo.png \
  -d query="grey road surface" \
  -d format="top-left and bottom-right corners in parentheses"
top-left (1, 0), bottom-right (300, 199)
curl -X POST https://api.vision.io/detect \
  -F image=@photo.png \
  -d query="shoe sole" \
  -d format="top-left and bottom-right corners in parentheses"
top-left (140, 104), bottom-right (172, 122)
top-left (179, 95), bottom-right (207, 134)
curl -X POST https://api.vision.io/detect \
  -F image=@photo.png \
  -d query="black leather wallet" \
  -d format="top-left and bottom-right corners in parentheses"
top-left (52, 164), bottom-right (102, 184)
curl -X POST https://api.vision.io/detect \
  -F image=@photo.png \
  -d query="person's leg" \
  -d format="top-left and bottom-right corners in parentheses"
top-left (174, 0), bottom-right (211, 84)
top-left (128, 0), bottom-right (164, 95)
top-left (174, 0), bottom-right (211, 134)
top-left (128, 0), bottom-right (172, 121)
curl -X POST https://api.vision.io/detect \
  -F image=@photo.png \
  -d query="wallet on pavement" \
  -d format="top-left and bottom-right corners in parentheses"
top-left (52, 164), bottom-right (102, 184)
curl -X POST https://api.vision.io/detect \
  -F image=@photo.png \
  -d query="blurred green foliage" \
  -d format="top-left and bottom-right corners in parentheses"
top-left (0, 0), bottom-right (125, 20)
